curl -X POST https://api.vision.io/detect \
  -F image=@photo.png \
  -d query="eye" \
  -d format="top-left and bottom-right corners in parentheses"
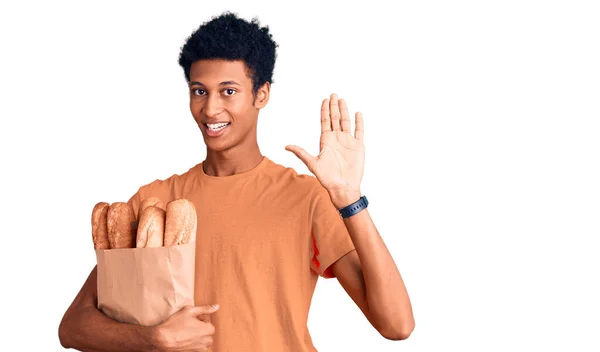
top-left (192, 88), bottom-right (206, 96)
top-left (223, 88), bottom-right (236, 96)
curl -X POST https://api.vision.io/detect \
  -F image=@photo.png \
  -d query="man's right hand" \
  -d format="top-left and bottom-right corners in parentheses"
top-left (153, 304), bottom-right (220, 351)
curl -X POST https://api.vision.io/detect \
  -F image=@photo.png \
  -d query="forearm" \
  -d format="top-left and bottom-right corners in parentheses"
top-left (342, 209), bottom-right (414, 334)
top-left (59, 280), bottom-right (159, 352)
top-left (60, 304), bottom-right (156, 352)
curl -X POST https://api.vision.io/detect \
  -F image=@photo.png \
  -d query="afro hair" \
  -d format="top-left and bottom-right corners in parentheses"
top-left (178, 11), bottom-right (279, 94)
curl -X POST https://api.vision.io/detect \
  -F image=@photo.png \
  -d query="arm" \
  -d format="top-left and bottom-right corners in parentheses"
top-left (286, 93), bottom-right (415, 341)
top-left (330, 204), bottom-right (415, 340)
top-left (58, 266), bottom-right (158, 351)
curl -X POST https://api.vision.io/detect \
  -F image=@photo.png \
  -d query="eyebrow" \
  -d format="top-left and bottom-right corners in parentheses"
top-left (189, 80), bottom-right (241, 87)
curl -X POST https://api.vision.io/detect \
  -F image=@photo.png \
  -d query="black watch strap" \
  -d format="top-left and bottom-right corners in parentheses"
top-left (338, 196), bottom-right (368, 218)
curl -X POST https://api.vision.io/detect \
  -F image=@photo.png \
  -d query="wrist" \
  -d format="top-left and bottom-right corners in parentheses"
top-left (139, 325), bottom-right (163, 352)
top-left (330, 189), bottom-right (362, 209)
top-left (337, 195), bottom-right (369, 218)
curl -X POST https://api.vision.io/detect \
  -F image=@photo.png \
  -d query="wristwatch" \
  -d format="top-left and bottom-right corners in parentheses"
top-left (338, 196), bottom-right (368, 218)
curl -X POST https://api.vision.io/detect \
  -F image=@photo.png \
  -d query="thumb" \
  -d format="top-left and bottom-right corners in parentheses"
top-left (187, 304), bottom-right (220, 316)
top-left (285, 145), bottom-right (316, 171)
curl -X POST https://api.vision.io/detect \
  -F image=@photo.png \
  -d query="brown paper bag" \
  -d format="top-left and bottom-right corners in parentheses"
top-left (95, 242), bottom-right (195, 326)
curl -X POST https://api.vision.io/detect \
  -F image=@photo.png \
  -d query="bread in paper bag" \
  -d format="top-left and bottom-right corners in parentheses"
top-left (93, 198), bottom-right (197, 326)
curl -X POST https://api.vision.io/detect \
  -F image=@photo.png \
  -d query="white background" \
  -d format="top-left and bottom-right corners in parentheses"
top-left (1, 0), bottom-right (599, 351)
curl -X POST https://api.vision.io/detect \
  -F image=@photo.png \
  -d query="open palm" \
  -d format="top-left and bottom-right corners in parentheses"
top-left (286, 94), bottom-right (365, 199)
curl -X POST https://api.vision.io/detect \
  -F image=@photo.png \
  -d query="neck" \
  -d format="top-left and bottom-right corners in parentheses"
top-left (203, 143), bottom-right (263, 177)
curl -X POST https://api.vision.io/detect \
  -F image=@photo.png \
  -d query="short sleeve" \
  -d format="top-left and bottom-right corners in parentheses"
top-left (309, 183), bottom-right (355, 278)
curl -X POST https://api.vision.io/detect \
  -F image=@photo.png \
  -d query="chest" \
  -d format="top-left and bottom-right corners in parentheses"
top-left (188, 185), bottom-right (311, 273)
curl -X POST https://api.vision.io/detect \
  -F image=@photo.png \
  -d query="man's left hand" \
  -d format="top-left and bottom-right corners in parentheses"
top-left (286, 93), bottom-right (365, 209)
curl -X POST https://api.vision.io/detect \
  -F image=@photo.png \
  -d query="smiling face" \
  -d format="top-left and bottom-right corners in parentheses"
top-left (188, 59), bottom-right (270, 153)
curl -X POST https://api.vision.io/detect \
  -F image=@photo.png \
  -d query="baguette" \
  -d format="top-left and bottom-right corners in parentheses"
top-left (138, 196), bottom-right (165, 216)
top-left (91, 202), bottom-right (110, 250)
top-left (107, 202), bottom-right (136, 249)
top-left (164, 199), bottom-right (197, 246)
top-left (136, 206), bottom-right (166, 248)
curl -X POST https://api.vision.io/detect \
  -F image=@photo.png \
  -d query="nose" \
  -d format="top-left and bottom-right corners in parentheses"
top-left (202, 93), bottom-right (223, 119)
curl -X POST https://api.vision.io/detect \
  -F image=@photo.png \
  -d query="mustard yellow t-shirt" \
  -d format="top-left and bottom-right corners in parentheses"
top-left (127, 156), bottom-right (355, 351)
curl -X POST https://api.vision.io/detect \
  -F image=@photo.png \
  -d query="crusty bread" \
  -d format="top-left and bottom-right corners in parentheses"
top-left (138, 196), bottom-right (165, 217)
top-left (164, 199), bottom-right (197, 246)
top-left (136, 206), bottom-right (165, 248)
top-left (91, 202), bottom-right (110, 250)
top-left (107, 202), bottom-right (136, 249)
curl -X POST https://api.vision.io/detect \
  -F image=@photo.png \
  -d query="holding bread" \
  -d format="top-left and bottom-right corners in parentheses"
top-left (91, 198), bottom-right (197, 249)
top-left (92, 197), bottom-right (198, 326)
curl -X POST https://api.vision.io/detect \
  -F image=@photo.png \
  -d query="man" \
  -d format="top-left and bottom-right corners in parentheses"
top-left (59, 12), bottom-right (414, 351)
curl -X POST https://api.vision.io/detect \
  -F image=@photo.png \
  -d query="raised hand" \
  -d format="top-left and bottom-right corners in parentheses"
top-left (285, 93), bottom-right (365, 208)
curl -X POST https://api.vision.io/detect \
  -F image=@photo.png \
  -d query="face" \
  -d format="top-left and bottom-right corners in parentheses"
top-left (188, 59), bottom-right (270, 153)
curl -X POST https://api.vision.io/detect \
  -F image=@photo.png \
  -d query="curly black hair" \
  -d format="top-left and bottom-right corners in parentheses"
top-left (178, 11), bottom-right (278, 94)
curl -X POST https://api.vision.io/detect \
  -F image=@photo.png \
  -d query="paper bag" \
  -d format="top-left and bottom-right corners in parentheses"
top-left (95, 242), bottom-right (195, 326)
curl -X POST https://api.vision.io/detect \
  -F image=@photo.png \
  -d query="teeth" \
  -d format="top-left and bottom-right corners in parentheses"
top-left (207, 123), bottom-right (229, 130)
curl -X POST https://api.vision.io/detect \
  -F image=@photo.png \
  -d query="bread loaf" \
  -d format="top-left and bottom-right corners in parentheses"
top-left (164, 199), bottom-right (197, 246)
top-left (91, 202), bottom-right (110, 250)
top-left (138, 196), bottom-right (165, 217)
top-left (136, 206), bottom-right (166, 248)
top-left (107, 202), bottom-right (136, 249)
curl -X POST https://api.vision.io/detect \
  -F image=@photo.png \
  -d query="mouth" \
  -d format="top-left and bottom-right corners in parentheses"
top-left (203, 122), bottom-right (231, 137)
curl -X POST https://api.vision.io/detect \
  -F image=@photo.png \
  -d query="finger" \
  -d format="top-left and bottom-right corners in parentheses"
top-left (285, 145), bottom-right (317, 171)
top-left (321, 98), bottom-right (331, 133)
top-left (197, 313), bottom-right (212, 323)
top-left (329, 93), bottom-right (341, 131)
top-left (188, 304), bottom-right (220, 317)
top-left (339, 98), bottom-right (351, 132)
top-left (354, 112), bottom-right (364, 140)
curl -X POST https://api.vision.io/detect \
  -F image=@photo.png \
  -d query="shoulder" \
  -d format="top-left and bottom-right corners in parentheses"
top-left (135, 162), bottom-right (202, 197)
top-left (262, 157), bottom-right (329, 210)
top-left (127, 163), bottom-right (201, 216)
top-left (263, 157), bottom-right (322, 193)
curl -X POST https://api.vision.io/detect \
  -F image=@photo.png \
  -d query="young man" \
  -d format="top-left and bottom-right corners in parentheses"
top-left (59, 12), bottom-right (414, 351)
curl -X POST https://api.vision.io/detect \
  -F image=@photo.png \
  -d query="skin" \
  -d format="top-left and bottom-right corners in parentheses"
top-left (58, 266), bottom-right (218, 351)
top-left (286, 95), bottom-right (415, 339)
top-left (188, 59), bottom-right (269, 177)
top-left (58, 59), bottom-right (414, 351)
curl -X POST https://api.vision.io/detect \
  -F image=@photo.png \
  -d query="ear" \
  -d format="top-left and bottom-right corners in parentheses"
top-left (254, 82), bottom-right (270, 109)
